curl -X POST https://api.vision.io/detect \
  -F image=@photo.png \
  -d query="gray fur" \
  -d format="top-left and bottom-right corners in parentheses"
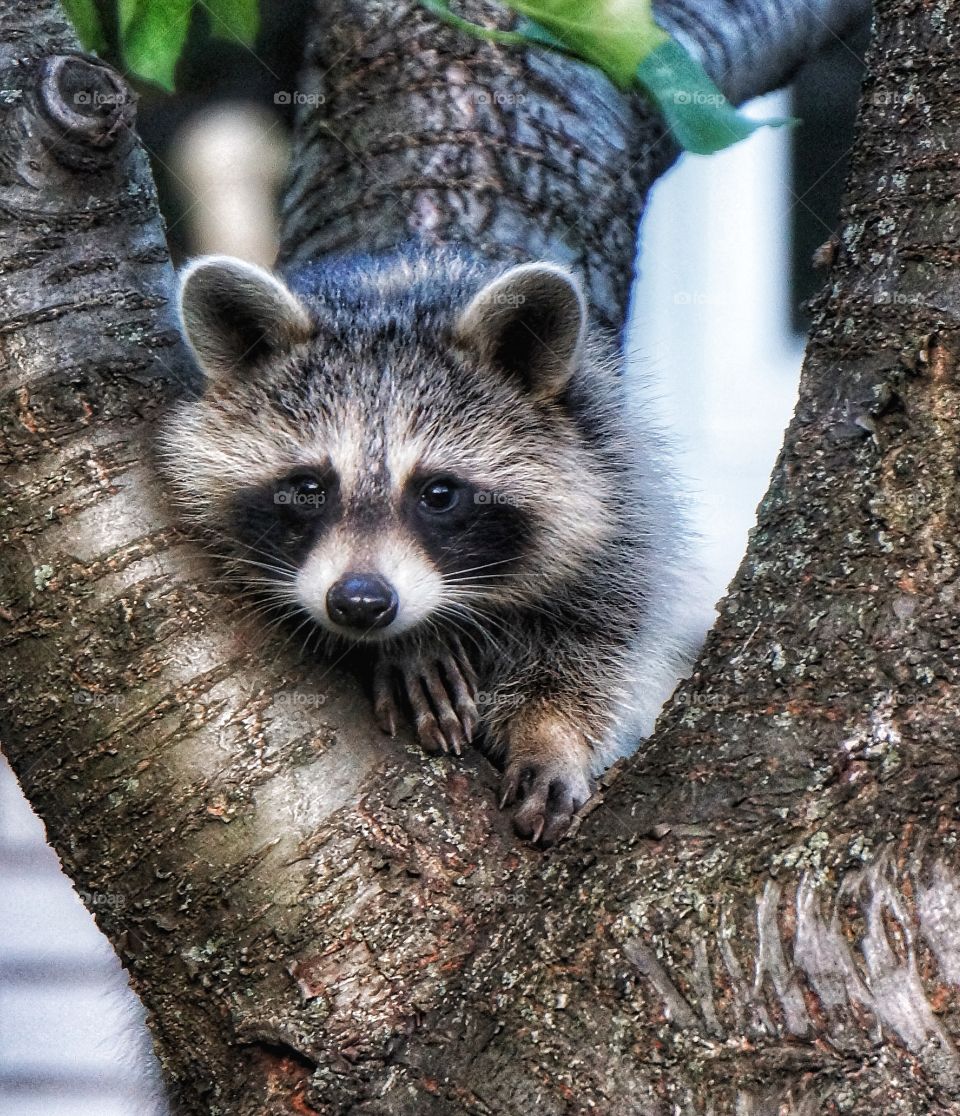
top-left (160, 246), bottom-right (695, 842)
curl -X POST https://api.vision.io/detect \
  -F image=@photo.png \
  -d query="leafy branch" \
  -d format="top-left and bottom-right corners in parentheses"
top-left (421, 0), bottom-right (795, 155)
top-left (60, 0), bottom-right (793, 150)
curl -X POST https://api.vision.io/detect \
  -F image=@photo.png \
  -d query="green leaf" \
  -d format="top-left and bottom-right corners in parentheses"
top-left (62, 0), bottom-right (108, 53)
top-left (205, 0), bottom-right (260, 45)
top-left (118, 0), bottom-right (194, 91)
top-left (502, 0), bottom-right (667, 89)
top-left (636, 38), bottom-right (796, 155)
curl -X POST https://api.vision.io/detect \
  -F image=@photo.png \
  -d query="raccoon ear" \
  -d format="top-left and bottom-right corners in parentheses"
top-left (456, 263), bottom-right (587, 399)
top-left (177, 256), bottom-right (312, 380)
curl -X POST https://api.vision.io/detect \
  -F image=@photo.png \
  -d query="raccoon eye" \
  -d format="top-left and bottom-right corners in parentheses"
top-left (419, 478), bottom-right (461, 514)
top-left (275, 472), bottom-right (326, 516)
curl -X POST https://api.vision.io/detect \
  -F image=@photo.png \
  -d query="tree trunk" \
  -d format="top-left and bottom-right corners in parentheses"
top-left (5, 0), bottom-right (938, 1113)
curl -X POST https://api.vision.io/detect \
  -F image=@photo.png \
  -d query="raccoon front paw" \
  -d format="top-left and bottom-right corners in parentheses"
top-left (499, 755), bottom-right (591, 846)
top-left (372, 638), bottom-right (479, 756)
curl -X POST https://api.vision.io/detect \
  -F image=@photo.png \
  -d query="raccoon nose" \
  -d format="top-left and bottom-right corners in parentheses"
top-left (326, 574), bottom-right (399, 631)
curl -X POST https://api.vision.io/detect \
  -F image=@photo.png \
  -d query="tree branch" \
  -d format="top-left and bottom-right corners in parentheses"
top-left (280, 0), bottom-right (871, 332)
top-left (656, 0), bottom-right (872, 105)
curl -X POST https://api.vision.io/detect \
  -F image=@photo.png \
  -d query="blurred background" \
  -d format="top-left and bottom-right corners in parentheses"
top-left (0, 5), bottom-right (870, 1111)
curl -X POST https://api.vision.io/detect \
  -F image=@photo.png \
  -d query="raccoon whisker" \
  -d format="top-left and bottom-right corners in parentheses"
top-left (207, 574), bottom-right (248, 590)
top-left (442, 557), bottom-right (520, 578)
top-left (300, 624), bottom-right (317, 660)
top-left (216, 600), bottom-right (294, 629)
top-left (440, 587), bottom-right (521, 621)
top-left (431, 608), bottom-right (502, 661)
top-left (199, 541), bottom-right (298, 568)
top-left (206, 562), bottom-right (299, 589)
top-left (239, 598), bottom-right (301, 623)
top-left (430, 601), bottom-right (482, 637)
top-left (434, 595), bottom-right (492, 621)
top-left (228, 617), bottom-right (297, 657)
top-left (229, 606), bottom-right (302, 640)
top-left (445, 571), bottom-right (514, 580)
top-left (442, 574), bottom-right (515, 586)
top-left (441, 577), bottom-right (512, 590)
top-left (245, 535), bottom-right (292, 567)
top-left (277, 611), bottom-right (318, 658)
top-left (217, 584), bottom-right (302, 614)
top-left (232, 579), bottom-right (301, 599)
top-left (419, 610), bottom-right (462, 650)
top-left (435, 602), bottom-right (510, 659)
top-left (441, 583), bottom-right (511, 598)
top-left (197, 538), bottom-right (299, 569)
top-left (521, 598), bottom-right (575, 626)
top-left (246, 596), bottom-right (301, 613)
top-left (206, 578), bottom-right (294, 606)
top-left (432, 603), bottom-right (482, 636)
top-left (233, 588), bottom-right (290, 609)
top-left (220, 555), bottom-right (299, 580)
top-left (462, 608), bottom-right (523, 655)
top-left (440, 600), bottom-right (515, 642)
top-left (210, 580), bottom-right (294, 598)
top-left (258, 616), bottom-right (302, 642)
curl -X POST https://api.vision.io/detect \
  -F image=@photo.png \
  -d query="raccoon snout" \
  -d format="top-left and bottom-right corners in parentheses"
top-left (326, 574), bottom-right (399, 632)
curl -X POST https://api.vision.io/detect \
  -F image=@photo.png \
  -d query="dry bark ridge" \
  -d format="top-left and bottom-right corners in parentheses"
top-left (6, 0), bottom-right (951, 1113)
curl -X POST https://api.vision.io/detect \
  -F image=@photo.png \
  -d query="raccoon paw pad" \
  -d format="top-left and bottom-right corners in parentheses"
top-left (500, 761), bottom-right (591, 846)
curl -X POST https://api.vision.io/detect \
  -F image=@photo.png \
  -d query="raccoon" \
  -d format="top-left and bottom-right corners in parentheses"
top-left (160, 247), bottom-right (693, 844)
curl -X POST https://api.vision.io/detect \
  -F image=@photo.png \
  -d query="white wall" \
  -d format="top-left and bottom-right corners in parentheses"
top-left (631, 91), bottom-right (804, 618)
top-left (0, 754), bottom-right (156, 1114)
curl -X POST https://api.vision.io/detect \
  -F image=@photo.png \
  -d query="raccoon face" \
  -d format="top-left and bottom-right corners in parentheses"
top-left (165, 254), bottom-right (610, 644)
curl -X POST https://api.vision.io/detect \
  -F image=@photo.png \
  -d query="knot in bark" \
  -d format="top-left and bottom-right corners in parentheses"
top-left (38, 53), bottom-right (136, 170)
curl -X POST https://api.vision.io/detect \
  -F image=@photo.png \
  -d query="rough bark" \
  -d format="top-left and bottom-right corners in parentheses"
top-left (656, 0), bottom-right (871, 105)
top-left (0, 0), bottom-right (921, 1113)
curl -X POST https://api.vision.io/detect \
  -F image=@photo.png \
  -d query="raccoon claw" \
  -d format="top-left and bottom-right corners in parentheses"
top-left (501, 759), bottom-right (591, 846)
top-left (372, 660), bottom-right (400, 738)
top-left (373, 639), bottom-right (479, 757)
